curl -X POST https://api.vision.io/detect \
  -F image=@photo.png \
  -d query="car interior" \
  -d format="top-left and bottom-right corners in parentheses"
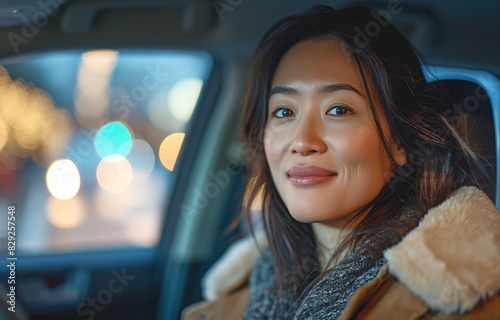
top-left (0, 0), bottom-right (498, 319)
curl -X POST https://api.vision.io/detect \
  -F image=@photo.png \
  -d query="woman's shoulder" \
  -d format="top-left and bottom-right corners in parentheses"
top-left (340, 186), bottom-right (500, 319)
top-left (341, 185), bottom-right (500, 319)
top-left (181, 285), bottom-right (251, 320)
top-left (340, 264), bottom-right (500, 320)
top-left (181, 231), bottom-right (268, 319)
top-left (384, 185), bottom-right (500, 314)
top-left (201, 230), bottom-right (268, 301)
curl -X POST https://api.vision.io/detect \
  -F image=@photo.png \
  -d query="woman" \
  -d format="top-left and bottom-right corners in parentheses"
top-left (183, 5), bottom-right (500, 319)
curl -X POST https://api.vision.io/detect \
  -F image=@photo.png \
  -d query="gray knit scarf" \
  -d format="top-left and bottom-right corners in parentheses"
top-left (244, 209), bottom-right (421, 319)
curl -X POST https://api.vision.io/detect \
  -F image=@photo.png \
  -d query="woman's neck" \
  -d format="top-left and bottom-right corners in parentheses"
top-left (311, 223), bottom-right (344, 271)
top-left (312, 210), bottom-right (369, 271)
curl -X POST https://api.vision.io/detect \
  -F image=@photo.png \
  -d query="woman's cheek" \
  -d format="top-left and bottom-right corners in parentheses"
top-left (325, 129), bottom-right (366, 161)
top-left (327, 127), bottom-right (387, 170)
top-left (264, 127), bottom-right (280, 163)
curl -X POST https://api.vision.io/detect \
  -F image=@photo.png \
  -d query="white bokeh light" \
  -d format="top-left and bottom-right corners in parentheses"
top-left (118, 139), bottom-right (155, 181)
top-left (148, 91), bottom-right (171, 131)
top-left (168, 78), bottom-right (203, 123)
top-left (46, 159), bottom-right (81, 200)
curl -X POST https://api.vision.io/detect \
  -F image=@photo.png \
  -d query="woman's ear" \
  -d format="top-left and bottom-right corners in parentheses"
top-left (394, 144), bottom-right (407, 166)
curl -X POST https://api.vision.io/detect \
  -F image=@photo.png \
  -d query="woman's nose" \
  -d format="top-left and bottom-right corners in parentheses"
top-left (290, 118), bottom-right (327, 156)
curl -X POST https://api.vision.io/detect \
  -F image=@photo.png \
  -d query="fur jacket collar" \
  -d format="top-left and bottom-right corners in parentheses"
top-left (202, 186), bottom-right (500, 314)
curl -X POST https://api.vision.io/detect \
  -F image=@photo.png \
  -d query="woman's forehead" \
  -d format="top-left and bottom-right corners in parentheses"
top-left (271, 39), bottom-right (364, 92)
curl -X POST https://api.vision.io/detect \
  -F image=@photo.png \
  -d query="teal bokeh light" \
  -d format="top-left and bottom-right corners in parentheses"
top-left (94, 122), bottom-right (132, 159)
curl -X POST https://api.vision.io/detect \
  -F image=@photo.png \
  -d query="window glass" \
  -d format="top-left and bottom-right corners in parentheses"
top-left (0, 50), bottom-right (212, 254)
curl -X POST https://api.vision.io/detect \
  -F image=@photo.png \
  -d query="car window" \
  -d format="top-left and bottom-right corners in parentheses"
top-left (0, 50), bottom-right (213, 254)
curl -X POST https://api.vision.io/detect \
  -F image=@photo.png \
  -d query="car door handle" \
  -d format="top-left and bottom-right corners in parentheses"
top-left (19, 268), bottom-right (90, 312)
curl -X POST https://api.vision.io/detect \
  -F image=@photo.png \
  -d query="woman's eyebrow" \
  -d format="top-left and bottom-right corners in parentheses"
top-left (320, 83), bottom-right (364, 97)
top-left (269, 83), bottom-right (364, 97)
top-left (270, 86), bottom-right (299, 96)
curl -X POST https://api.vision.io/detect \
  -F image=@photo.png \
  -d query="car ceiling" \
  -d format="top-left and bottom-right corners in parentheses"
top-left (0, 0), bottom-right (498, 75)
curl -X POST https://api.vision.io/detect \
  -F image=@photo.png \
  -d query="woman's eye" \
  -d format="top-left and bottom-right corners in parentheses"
top-left (327, 106), bottom-right (350, 116)
top-left (272, 107), bottom-right (295, 118)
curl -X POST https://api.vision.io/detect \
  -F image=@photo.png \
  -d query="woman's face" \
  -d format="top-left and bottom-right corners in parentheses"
top-left (264, 39), bottom-right (406, 227)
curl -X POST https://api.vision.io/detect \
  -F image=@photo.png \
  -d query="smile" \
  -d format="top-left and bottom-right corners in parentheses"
top-left (286, 166), bottom-right (337, 186)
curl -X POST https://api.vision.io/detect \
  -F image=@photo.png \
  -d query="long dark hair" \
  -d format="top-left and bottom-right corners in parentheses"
top-left (242, 5), bottom-right (484, 298)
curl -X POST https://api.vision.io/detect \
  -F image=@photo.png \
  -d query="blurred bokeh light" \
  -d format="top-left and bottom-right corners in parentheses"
top-left (94, 121), bottom-right (133, 159)
top-left (0, 66), bottom-right (72, 168)
top-left (46, 196), bottom-right (86, 229)
top-left (148, 91), bottom-right (173, 131)
top-left (96, 154), bottom-right (133, 194)
top-left (159, 132), bottom-right (185, 171)
top-left (168, 78), bottom-right (203, 123)
top-left (46, 159), bottom-right (81, 200)
top-left (0, 118), bottom-right (7, 152)
top-left (74, 50), bottom-right (118, 128)
top-left (119, 139), bottom-right (155, 181)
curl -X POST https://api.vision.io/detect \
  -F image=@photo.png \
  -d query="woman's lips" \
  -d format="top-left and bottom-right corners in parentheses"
top-left (286, 166), bottom-right (337, 186)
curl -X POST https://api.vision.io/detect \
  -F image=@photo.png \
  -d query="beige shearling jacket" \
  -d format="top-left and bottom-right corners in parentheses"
top-left (182, 186), bottom-right (500, 319)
